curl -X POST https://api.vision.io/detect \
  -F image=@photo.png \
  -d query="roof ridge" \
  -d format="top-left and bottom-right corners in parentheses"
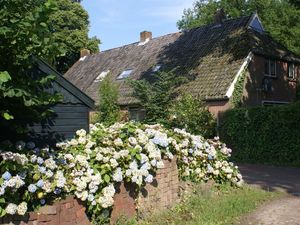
top-left (91, 14), bottom-right (253, 56)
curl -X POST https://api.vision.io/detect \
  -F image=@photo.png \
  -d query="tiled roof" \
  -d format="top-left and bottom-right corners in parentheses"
top-left (64, 13), bottom-right (300, 106)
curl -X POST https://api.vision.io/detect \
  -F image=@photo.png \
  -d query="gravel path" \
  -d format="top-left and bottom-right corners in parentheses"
top-left (237, 164), bottom-right (300, 225)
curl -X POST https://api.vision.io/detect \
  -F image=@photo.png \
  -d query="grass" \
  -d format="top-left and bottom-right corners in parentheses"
top-left (116, 184), bottom-right (283, 225)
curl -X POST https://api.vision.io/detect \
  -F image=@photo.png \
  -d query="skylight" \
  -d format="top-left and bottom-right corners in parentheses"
top-left (94, 70), bottom-right (109, 82)
top-left (117, 69), bottom-right (133, 80)
top-left (152, 64), bottom-right (161, 72)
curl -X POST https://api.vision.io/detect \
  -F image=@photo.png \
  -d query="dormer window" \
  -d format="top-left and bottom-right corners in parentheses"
top-left (288, 63), bottom-right (295, 79)
top-left (117, 69), bottom-right (133, 80)
top-left (264, 59), bottom-right (276, 77)
top-left (152, 64), bottom-right (161, 73)
top-left (94, 70), bottom-right (110, 82)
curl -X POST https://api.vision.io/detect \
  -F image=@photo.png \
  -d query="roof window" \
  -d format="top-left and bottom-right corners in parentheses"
top-left (94, 70), bottom-right (110, 82)
top-left (152, 64), bottom-right (161, 72)
top-left (117, 69), bottom-right (133, 80)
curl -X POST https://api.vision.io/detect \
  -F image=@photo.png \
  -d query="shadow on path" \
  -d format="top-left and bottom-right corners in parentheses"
top-left (238, 163), bottom-right (300, 196)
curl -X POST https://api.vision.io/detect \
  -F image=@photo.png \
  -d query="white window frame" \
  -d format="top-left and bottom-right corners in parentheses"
top-left (94, 70), bottom-right (110, 82)
top-left (264, 59), bottom-right (277, 78)
top-left (152, 64), bottom-right (162, 73)
top-left (288, 63), bottom-right (295, 79)
top-left (117, 69), bottom-right (133, 80)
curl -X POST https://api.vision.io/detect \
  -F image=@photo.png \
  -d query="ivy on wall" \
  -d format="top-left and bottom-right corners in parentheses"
top-left (230, 69), bottom-right (248, 108)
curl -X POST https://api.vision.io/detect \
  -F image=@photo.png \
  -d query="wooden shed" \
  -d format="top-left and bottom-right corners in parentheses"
top-left (28, 58), bottom-right (94, 144)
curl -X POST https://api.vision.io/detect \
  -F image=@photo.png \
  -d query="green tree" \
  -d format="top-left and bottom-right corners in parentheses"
top-left (97, 76), bottom-right (120, 125)
top-left (0, 0), bottom-right (62, 139)
top-left (49, 0), bottom-right (100, 73)
top-left (169, 94), bottom-right (216, 138)
top-left (129, 69), bottom-right (186, 125)
top-left (177, 0), bottom-right (300, 55)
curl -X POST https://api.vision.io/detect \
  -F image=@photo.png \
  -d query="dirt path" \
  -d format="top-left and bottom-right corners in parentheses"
top-left (237, 164), bottom-right (300, 225)
top-left (238, 196), bottom-right (300, 225)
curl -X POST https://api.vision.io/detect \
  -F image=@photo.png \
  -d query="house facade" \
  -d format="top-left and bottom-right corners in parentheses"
top-left (64, 13), bottom-right (300, 121)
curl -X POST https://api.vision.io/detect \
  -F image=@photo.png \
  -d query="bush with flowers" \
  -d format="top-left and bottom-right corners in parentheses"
top-left (0, 122), bottom-right (243, 222)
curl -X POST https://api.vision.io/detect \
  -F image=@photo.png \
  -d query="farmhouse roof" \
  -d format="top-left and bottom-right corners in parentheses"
top-left (64, 13), bottom-right (300, 105)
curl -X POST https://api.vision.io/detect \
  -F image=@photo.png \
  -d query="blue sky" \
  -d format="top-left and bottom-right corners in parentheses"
top-left (82, 0), bottom-right (195, 51)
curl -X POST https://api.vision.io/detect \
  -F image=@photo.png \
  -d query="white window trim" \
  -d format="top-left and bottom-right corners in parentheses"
top-left (225, 52), bottom-right (253, 98)
top-left (117, 69), bottom-right (133, 80)
top-left (264, 59), bottom-right (277, 78)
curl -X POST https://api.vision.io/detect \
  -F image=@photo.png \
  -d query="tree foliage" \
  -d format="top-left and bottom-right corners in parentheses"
top-left (169, 94), bottom-right (216, 138)
top-left (177, 0), bottom-right (300, 55)
top-left (0, 0), bottom-right (63, 138)
top-left (49, 0), bottom-right (100, 73)
top-left (97, 76), bottom-right (120, 125)
top-left (129, 69), bottom-right (186, 125)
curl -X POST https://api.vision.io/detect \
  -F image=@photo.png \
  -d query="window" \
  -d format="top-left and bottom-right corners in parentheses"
top-left (152, 64), bottom-right (161, 73)
top-left (264, 59), bottom-right (276, 77)
top-left (129, 107), bottom-right (145, 121)
top-left (94, 70), bottom-right (110, 82)
top-left (288, 63), bottom-right (295, 79)
top-left (117, 69), bottom-right (133, 80)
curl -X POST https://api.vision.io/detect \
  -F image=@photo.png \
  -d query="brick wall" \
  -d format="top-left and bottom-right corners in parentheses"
top-left (244, 54), bottom-right (298, 105)
top-left (111, 157), bottom-right (179, 224)
top-left (0, 196), bottom-right (90, 225)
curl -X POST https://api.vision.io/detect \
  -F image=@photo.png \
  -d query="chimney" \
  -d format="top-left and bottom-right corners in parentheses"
top-left (80, 49), bottom-right (90, 58)
top-left (213, 8), bottom-right (226, 24)
top-left (140, 31), bottom-right (152, 43)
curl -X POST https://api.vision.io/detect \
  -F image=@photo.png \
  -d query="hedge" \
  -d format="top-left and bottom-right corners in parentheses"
top-left (220, 103), bottom-right (300, 166)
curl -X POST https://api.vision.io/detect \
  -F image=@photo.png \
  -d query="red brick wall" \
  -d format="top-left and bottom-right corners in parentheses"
top-left (111, 157), bottom-right (179, 224)
top-left (0, 196), bottom-right (90, 225)
top-left (243, 54), bottom-right (298, 105)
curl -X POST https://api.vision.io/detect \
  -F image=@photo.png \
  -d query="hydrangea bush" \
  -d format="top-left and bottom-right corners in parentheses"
top-left (0, 122), bottom-right (243, 219)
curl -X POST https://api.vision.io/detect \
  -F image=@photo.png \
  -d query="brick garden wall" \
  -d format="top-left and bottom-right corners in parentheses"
top-left (111, 157), bottom-right (179, 224)
top-left (0, 196), bottom-right (90, 225)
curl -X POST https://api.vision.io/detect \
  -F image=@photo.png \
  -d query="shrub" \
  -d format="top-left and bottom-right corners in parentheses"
top-left (0, 122), bottom-right (243, 221)
top-left (220, 103), bottom-right (300, 166)
top-left (96, 76), bottom-right (120, 125)
top-left (129, 69), bottom-right (186, 125)
top-left (169, 94), bottom-right (216, 138)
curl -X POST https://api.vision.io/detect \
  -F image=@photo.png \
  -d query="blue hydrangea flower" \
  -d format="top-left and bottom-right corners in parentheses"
top-left (88, 194), bottom-right (94, 202)
top-left (36, 179), bottom-right (44, 188)
top-left (0, 187), bottom-right (5, 196)
top-left (38, 166), bottom-right (46, 174)
top-left (37, 157), bottom-right (44, 165)
top-left (54, 188), bottom-right (61, 195)
top-left (33, 147), bottom-right (40, 154)
top-left (40, 199), bottom-right (46, 205)
top-left (28, 184), bottom-right (37, 193)
top-left (2, 171), bottom-right (11, 180)
top-left (18, 171), bottom-right (27, 179)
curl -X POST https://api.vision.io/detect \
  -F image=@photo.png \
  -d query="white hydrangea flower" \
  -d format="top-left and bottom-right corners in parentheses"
top-left (17, 202), bottom-right (27, 215)
top-left (76, 129), bottom-right (87, 137)
top-left (5, 203), bottom-right (18, 215)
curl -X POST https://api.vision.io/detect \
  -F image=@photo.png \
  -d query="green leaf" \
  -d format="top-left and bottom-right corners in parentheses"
top-left (0, 208), bottom-right (6, 217)
top-left (104, 174), bottom-right (110, 183)
top-left (0, 198), bottom-right (5, 204)
top-left (2, 112), bottom-right (14, 120)
top-left (0, 71), bottom-right (11, 84)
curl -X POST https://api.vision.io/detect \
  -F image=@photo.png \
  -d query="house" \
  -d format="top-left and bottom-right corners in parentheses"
top-left (27, 57), bottom-right (94, 143)
top-left (64, 12), bottom-right (300, 121)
